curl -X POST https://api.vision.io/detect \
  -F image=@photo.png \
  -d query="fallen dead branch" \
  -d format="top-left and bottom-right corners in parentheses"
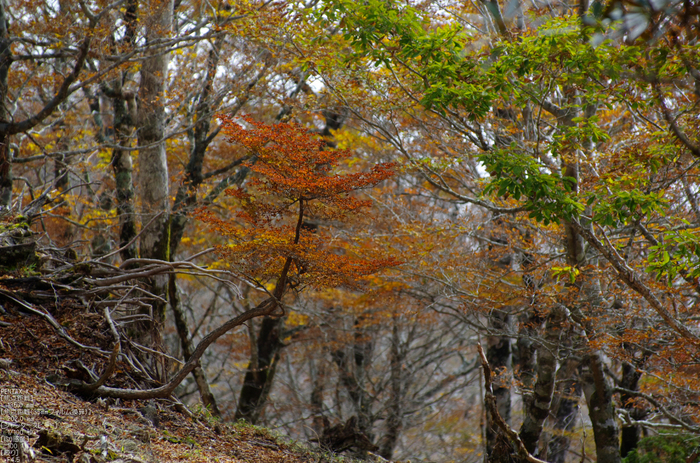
top-left (66, 297), bottom-right (281, 399)
top-left (79, 308), bottom-right (121, 392)
top-left (0, 236), bottom-right (277, 401)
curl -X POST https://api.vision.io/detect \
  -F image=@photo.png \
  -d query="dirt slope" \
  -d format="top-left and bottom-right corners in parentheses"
top-left (1, 368), bottom-right (328, 463)
top-left (0, 277), bottom-right (372, 463)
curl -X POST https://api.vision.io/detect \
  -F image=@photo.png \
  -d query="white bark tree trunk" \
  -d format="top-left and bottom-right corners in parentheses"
top-left (138, 0), bottom-right (172, 266)
top-left (136, 0), bottom-right (173, 378)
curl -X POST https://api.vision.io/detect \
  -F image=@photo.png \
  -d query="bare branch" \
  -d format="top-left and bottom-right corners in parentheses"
top-left (653, 81), bottom-right (700, 159)
top-left (571, 219), bottom-right (700, 344)
top-left (615, 386), bottom-right (700, 433)
top-left (0, 290), bottom-right (110, 355)
top-left (79, 308), bottom-right (122, 392)
top-left (63, 298), bottom-right (280, 399)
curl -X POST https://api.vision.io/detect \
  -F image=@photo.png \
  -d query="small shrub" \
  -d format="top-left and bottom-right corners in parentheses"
top-left (623, 432), bottom-right (700, 463)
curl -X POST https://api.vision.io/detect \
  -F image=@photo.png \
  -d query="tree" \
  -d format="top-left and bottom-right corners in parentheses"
top-left (134, 0), bottom-right (174, 379)
top-left (198, 115), bottom-right (398, 423)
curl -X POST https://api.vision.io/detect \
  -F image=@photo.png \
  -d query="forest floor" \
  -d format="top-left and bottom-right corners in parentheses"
top-left (0, 275), bottom-right (373, 463)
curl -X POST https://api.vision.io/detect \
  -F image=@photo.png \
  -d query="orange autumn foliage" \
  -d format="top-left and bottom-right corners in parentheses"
top-left (198, 116), bottom-right (400, 293)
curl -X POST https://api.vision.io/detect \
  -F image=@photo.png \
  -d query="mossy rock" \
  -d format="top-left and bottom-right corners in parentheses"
top-left (0, 242), bottom-right (37, 270)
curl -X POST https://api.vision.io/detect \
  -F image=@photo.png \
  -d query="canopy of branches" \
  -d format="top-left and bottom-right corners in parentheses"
top-left (1, 0), bottom-right (699, 462)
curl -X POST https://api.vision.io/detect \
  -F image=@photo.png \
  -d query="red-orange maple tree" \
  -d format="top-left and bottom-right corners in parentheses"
top-left (199, 115), bottom-right (399, 307)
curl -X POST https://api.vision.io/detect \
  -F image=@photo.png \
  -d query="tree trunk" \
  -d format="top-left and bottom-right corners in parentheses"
top-left (138, 0), bottom-right (172, 264)
top-left (235, 316), bottom-right (283, 423)
top-left (578, 276), bottom-right (622, 463)
top-left (111, 84), bottom-right (138, 261)
top-left (619, 362), bottom-right (642, 457)
top-left (581, 351), bottom-right (621, 463)
top-left (310, 358), bottom-right (327, 436)
top-left (137, 0), bottom-right (173, 360)
top-left (485, 309), bottom-right (512, 460)
top-left (619, 361), bottom-right (644, 458)
top-left (168, 273), bottom-right (221, 417)
top-left (545, 363), bottom-right (581, 463)
top-left (331, 318), bottom-right (374, 438)
top-left (0, 1), bottom-right (11, 209)
top-left (519, 305), bottom-right (566, 455)
top-left (378, 314), bottom-right (403, 460)
top-left (558, 102), bottom-right (621, 462)
top-left (617, 314), bottom-right (646, 458)
top-left (513, 306), bottom-right (543, 451)
top-left (170, 35), bottom-right (224, 258)
top-left (514, 315), bottom-right (537, 403)
top-left (109, 0), bottom-right (138, 261)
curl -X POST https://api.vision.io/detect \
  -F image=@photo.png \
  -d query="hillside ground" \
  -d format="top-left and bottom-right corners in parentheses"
top-left (0, 276), bottom-right (377, 463)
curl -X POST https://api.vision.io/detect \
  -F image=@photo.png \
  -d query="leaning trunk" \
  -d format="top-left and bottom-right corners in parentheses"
top-left (169, 274), bottom-right (220, 416)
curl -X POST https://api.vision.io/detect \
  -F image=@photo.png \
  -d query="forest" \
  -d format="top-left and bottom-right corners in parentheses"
top-left (0, 0), bottom-right (699, 462)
